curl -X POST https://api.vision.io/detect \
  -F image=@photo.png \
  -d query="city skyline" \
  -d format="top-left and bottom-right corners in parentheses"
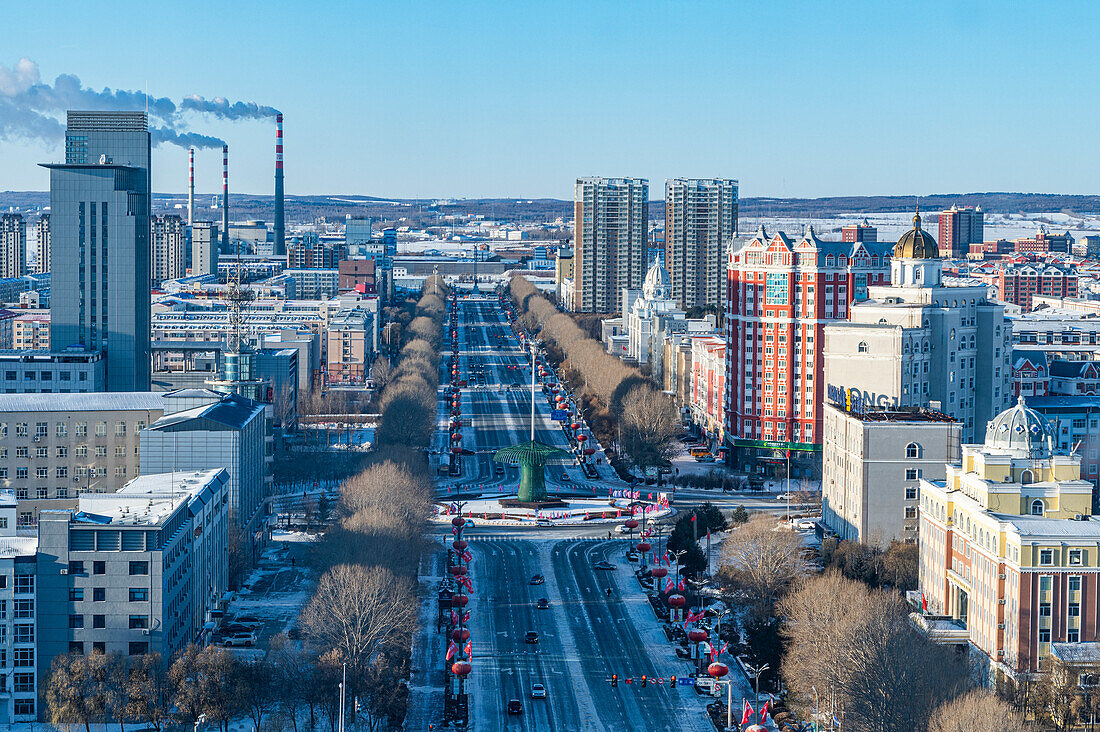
top-left (2, 1), bottom-right (1099, 199)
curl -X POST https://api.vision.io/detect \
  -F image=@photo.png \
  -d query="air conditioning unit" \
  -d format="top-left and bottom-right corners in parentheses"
top-left (998, 573), bottom-right (1006, 579)
top-left (998, 623), bottom-right (1005, 629)
top-left (32, 437), bottom-right (39, 443)
top-left (58, 568), bottom-right (67, 575)
top-left (141, 629), bottom-right (150, 636)
top-left (999, 599), bottom-right (1006, 605)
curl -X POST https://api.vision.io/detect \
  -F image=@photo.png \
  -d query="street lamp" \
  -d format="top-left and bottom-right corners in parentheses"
top-left (194, 714), bottom-right (206, 732)
top-left (743, 661), bottom-right (770, 728)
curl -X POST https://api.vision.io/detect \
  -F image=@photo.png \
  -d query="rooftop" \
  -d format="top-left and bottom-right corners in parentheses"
top-left (855, 408), bottom-right (958, 424)
top-left (145, 393), bottom-right (264, 433)
top-left (0, 392), bottom-right (163, 413)
top-left (71, 469), bottom-right (227, 526)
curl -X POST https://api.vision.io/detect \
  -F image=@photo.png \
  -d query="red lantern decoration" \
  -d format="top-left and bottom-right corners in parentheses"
top-left (451, 593), bottom-right (469, 608)
top-left (650, 566), bottom-right (668, 578)
top-left (667, 594), bottom-right (686, 608)
top-left (688, 629), bottom-right (708, 643)
top-left (452, 539), bottom-right (468, 551)
top-left (450, 447), bottom-right (462, 454)
top-left (452, 517), bottom-right (466, 528)
top-left (451, 420), bottom-right (463, 429)
top-left (583, 447), bottom-right (596, 456)
top-left (576, 434), bottom-right (587, 442)
top-left (451, 661), bottom-right (472, 676)
top-left (707, 662), bottom-right (729, 679)
top-left (624, 519), bottom-right (639, 530)
top-left (637, 542), bottom-right (652, 553)
top-left (570, 423), bottom-right (581, 430)
top-left (449, 565), bottom-right (467, 576)
top-left (451, 628), bottom-right (470, 642)
top-left (451, 433), bottom-right (462, 442)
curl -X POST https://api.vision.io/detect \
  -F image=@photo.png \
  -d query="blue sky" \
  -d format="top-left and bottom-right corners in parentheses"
top-left (1, 0), bottom-right (1096, 200)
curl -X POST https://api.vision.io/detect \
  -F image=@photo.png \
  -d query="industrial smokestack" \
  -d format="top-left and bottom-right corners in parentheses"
top-left (274, 114), bottom-right (285, 255)
top-left (188, 147), bottom-right (195, 226)
top-left (222, 144), bottom-right (229, 251)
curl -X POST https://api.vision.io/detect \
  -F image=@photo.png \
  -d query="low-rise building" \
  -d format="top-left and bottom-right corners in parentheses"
top-left (918, 398), bottom-right (1100, 682)
top-left (285, 268), bottom-right (340, 299)
top-left (140, 390), bottom-right (271, 550)
top-left (12, 312), bottom-right (49, 350)
top-left (35, 469), bottom-right (230, 704)
top-left (326, 307), bottom-right (373, 386)
top-left (689, 336), bottom-right (726, 445)
top-left (0, 493), bottom-right (38, 723)
top-left (0, 392), bottom-right (165, 524)
top-left (822, 402), bottom-right (959, 546)
top-left (0, 351), bottom-right (105, 394)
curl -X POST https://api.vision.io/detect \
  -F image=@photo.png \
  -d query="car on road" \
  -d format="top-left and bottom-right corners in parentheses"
top-left (494, 464), bottom-right (506, 476)
top-left (222, 631), bottom-right (256, 647)
top-left (535, 518), bottom-right (552, 526)
top-left (615, 524), bottom-right (630, 534)
top-left (536, 598), bottom-right (549, 609)
top-left (776, 492), bottom-right (795, 501)
top-left (530, 683), bottom-right (547, 699)
top-left (593, 561), bottom-right (615, 570)
top-left (507, 699), bottom-right (524, 715)
top-left (524, 631), bottom-right (539, 644)
top-left (694, 454), bottom-right (716, 462)
top-left (529, 574), bottom-right (544, 585)
top-left (796, 518), bottom-right (819, 531)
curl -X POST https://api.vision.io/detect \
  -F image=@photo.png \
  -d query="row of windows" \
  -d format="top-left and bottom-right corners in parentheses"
top-left (69, 614), bottom-right (148, 629)
top-left (68, 641), bottom-right (147, 657)
top-left (70, 587), bottom-right (148, 602)
top-left (0, 465), bottom-right (128, 481)
top-left (0, 420), bottom-right (144, 437)
top-left (0, 444), bottom-right (138, 459)
top-left (3, 371), bottom-right (88, 382)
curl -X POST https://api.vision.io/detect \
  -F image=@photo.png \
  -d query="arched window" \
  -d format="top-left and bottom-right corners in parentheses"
top-left (1021, 470), bottom-right (1035, 485)
top-left (922, 341), bottom-right (930, 353)
top-left (1031, 499), bottom-right (1045, 516)
top-left (858, 341), bottom-right (868, 353)
top-left (906, 442), bottom-right (920, 459)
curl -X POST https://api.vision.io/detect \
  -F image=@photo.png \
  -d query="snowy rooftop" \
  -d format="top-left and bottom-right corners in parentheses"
top-left (73, 469), bottom-right (227, 526)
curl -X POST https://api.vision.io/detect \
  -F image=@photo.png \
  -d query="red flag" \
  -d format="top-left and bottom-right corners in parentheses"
top-left (662, 551), bottom-right (669, 564)
top-left (464, 641), bottom-right (472, 658)
top-left (462, 611), bottom-right (470, 623)
top-left (719, 642), bottom-right (729, 655)
top-left (664, 578), bottom-right (673, 594)
top-left (446, 642), bottom-right (457, 660)
top-left (921, 593), bottom-right (928, 612)
top-left (760, 701), bottom-right (770, 722)
top-left (450, 610), bottom-right (457, 625)
top-left (690, 513), bottom-right (696, 523)
top-left (677, 578), bottom-right (685, 592)
top-left (742, 701), bottom-right (753, 725)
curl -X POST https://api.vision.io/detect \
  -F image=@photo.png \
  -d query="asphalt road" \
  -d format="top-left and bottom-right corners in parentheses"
top-left (441, 296), bottom-right (714, 730)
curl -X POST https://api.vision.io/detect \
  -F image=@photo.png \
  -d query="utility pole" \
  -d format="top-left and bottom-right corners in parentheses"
top-left (530, 340), bottom-right (537, 441)
top-left (338, 662), bottom-right (347, 732)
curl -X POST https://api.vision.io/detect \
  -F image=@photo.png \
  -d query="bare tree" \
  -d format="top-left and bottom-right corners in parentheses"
top-left (718, 515), bottom-right (807, 614)
top-left (928, 690), bottom-right (1031, 732)
top-left (1035, 668), bottom-right (1085, 732)
top-left (238, 654), bottom-right (276, 730)
top-left (619, 385), bottom-right (679, 476)
top-left (124, 653), bottom-right (173, 731)
top-left (46, 653), bottom-right (102, 731)
top-left (300, 565), bottom-right (417, 675)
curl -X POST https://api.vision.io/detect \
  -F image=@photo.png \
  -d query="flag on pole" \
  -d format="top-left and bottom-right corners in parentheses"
top-left (690, 513), bottom-right (696, 523)
top-left (719, 642), bottom-right (729, 655)
top-left (464, 641), bottom-right (473, 658)
top-left (760, 701), bottom-right (770, 722)
top-left (677, 578), bottom-right (685, 592)
top-left (664, 578), bottom-right (673, 594)
top-left (446, 642), bottom-right (457, 660)
top-left (921, 593), bottom-right (928, 612)
top-left (742, 701), bottom-right (753, 725)
top-left (462, 611), bottom-right (470, 624)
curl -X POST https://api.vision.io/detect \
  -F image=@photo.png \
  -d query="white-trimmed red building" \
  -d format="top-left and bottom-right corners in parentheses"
top-left (689, 336), bottom-right (726, 442)
top-left (723, 225), bottom-right (891, 477)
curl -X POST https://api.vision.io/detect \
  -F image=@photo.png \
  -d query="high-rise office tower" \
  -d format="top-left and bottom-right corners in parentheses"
top-left (35, 214), bottom-right (50, 274)
top-left (191, 222), bottom-right (220, 276)
top-left (572, 177), bottom-right (648, 313)
top-left (0, 213), bottom-right (26, 278)
top-left (42, 111), bottom-right (151, 392)
top-left (151, 214), bottom-right (186, 285)
top-left (664, 178), bottom-right (738, 311)
top-left (938, 205), bottom-right (983, 259)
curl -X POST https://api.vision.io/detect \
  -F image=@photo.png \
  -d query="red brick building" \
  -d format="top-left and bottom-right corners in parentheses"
top-left (338, 258), bottom-right (377, 294)
top-left (724, 226), bottom-right (891, 476)
top-left (938, 205), bottom-right (984, 259)
top-left (974, 263), bottom-right (1078, 311)
top-left (1014, 227), bottom-right (1073, 255)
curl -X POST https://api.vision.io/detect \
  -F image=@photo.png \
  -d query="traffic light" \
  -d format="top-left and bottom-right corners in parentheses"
top-left (641, 675), bottom-right (647, 687)
top-left (611, 674), bottom-right (617, 687)
top-left (670, 675), bottom-right (677, 688)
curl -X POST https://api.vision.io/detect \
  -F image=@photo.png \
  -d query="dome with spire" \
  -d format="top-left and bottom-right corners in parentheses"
top-left (893, 209), bottom-right (939, 259)
top-left (642, 257), bottom-right (672, 301)
top-left (984, 396), bottom-right (1056, 457)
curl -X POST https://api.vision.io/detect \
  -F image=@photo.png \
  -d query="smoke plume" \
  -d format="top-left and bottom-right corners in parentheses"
top-left (0, 57), bottom-right (279, 150)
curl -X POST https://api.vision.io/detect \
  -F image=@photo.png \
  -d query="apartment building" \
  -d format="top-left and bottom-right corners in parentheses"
top-left (0, 393), bottom-right (165, 525)
top-left (973, 263), bottom-right (1078, 311)
top-left (12, 313), bottom-right (49, 351)
top-left (689, 336), bottom-right (726, 443)
top-left (151, 215), bottom-right (185, 285)
top-left (664, 178), bottom-right (738, 310)
top-left (35, 469), bottom-right (230, 703)
top-left (0, 494), bottom-right (38, 723)
top-left (937, 205), bottom-right (983, 259)
top-left (573, 177), bottom-right (648, 313)
top-left (0, 214), bottom-right (26, 280)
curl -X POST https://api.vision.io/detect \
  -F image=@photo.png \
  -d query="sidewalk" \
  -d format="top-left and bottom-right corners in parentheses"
top-left (404, 543), bottom-right (447, 731)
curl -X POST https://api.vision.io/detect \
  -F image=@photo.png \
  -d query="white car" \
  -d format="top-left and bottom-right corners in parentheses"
top-left (615, 524), bottom-right (631, 534)
top-left (796, 518), bottom-right (819, 531)
top-left (775, 492), bottom-right (795, 501)
top-left (530, 683), bottom-right (547, 699)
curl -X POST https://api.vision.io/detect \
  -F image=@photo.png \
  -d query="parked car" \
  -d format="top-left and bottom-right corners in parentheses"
top-left (594, 561), bottom-right (615, 571)
top-left (508, 699), bottom-right (524, 715)
top-left (233, 616), bottom-right (262, 628)
top-left (222, 631), bottom-right (256, 647)
top-left (530, 683), bottom-right (547, 699)
top-left (796, 518), bottom-right (819, 531)
top-left (525, 631), bottom-right (539, 644)
top-left (535, 519), bottom-right (552, 526)
top-left (536, 598), bottom-right (550, 609)
top-left (694, 454), bottom-right (716, 463)
top-left (776, 492), bottom-right (795, 501)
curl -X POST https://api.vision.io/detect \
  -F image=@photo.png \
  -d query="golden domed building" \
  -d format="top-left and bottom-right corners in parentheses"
top-left (890, 208), bottom-right (943, 288)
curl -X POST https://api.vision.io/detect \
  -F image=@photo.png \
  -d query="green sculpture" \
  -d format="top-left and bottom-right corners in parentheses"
top-left (493, 440), bottom-right (569, 503)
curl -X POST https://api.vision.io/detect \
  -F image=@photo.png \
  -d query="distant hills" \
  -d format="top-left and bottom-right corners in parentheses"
top-left (2, 191), bottom-right (1098, 224)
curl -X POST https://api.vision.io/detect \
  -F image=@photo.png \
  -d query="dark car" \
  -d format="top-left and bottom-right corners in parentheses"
top-left (525, 631), bottom-right (539, 644)
top-left (494, 464), bottom-right (506, 476)
top-left (508, 699), bottom-right (523, 715)
top-left (536, 598), bottom-right (549, 609)
top-left (594, 561), bottom-right (615, 571)
top-left (530, 574), bottom-right (544, 585)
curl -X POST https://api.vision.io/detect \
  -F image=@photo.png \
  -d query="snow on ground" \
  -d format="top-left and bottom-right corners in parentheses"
top-left (405, 543), bottom-right (448, 731)
top-left (430, 496), bottom-right (672, 527)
